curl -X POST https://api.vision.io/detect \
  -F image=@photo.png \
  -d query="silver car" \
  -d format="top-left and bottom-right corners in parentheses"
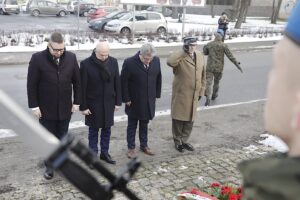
top-left (104, 11), bottom-right (167, 35)
top-left (29, 1), bottom-right (68, 17)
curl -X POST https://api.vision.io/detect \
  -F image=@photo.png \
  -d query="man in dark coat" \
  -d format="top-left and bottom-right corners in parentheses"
top-left (80, 41), bottom-right (121, 165)
top-left (27, 32), bottom-right (81, 179)
top-left (121, 43), bottom-right (162, 158)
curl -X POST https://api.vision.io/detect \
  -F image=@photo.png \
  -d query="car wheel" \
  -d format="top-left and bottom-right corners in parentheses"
top-left (31, 10), bottom-right (40, 17)
top-left (121, 27), bottom-right (131, 35)
top-left (157, 27), bottom-right (166, 36)
top-left (101, 23), bottom-right (107, 31)
top-left (0, 9), bottom-right (4, 15)
top-left (59, 11), bottom-right (66, 17)
top-left (83, 11), bottom-right (88, 17)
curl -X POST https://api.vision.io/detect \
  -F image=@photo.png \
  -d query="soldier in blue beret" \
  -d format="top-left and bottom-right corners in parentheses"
top-left (239, 2), bottom-right (300, 199)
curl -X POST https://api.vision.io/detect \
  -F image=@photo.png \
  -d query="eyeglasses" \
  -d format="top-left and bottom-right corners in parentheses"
top-left (49, 43), bottom-right (65, 53)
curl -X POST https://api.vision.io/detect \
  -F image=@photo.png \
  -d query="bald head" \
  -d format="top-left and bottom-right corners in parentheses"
top-left (95, 41), bottom-right (110, 61)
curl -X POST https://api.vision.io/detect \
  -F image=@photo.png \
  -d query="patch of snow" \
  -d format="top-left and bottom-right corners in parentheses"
top-left (258, 134), bottom-right (289, 153)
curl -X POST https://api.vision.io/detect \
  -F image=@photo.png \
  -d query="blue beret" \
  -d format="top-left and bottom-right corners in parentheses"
top-left (286, 1), bottom-right (300, 45)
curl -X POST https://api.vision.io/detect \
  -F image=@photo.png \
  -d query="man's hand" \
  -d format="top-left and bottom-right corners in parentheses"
top-left (126, 101), bottom-right (131, 106)
top-left (82, 109), bottom-right (92, 115)
top-left (114, 106), bottom-right (120, 112)
top-left (32, 108), bottom-right (42, 119)
top-left (71, 104), bottom-right (79, 113)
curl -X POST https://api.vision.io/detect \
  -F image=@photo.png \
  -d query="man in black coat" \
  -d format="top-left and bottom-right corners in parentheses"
top-left (80, 41), bottom-right (121, 165)
top-left (121, 43), bottom-right (162, 158)
top-left (27, 32), bottom-right (81, 179)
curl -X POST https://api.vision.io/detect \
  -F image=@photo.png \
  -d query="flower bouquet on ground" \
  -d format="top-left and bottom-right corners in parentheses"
top-left (205, 183), bottom-right (243, 200)
top-left (176, 183), bottom-right (242, 200)
top-left (176, 188), bottom-right (218, 200)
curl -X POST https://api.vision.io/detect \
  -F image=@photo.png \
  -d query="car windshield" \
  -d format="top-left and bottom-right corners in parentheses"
top-left (119, 12), bottom-right (132, 20)
top-left (105, 11), bottom-right (119, 18)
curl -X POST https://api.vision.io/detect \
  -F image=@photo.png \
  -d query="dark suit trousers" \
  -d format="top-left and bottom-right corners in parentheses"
top-left (39, 118), bottom-right (70, 140)
top-left (88, 127), bottom-right (111, 155)
top-left (127, 116), bottom-right (149, 150)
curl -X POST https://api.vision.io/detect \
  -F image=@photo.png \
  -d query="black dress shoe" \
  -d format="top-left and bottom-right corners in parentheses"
top-left (175, 144), bottom-right (184, 153)
top-left (182, 143), bottom-right (194, 151)
top-left (100, 154), bottom-right (116, 165)
top-left (43, 168), bottom-right (54, 180)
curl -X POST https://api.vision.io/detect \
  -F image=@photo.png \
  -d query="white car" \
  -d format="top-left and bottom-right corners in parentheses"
top-left (67, 0), bottom-right (83, 13)
top-left (104, 11), bottom-right (167, 35)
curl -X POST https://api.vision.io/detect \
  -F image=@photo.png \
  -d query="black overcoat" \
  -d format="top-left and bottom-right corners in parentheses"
top-left (27, 49), bottom-right (81, 120)
top-left (80, 56), bottom-right (121, 128)
top-left (121, 52), bottom-right (162, 120)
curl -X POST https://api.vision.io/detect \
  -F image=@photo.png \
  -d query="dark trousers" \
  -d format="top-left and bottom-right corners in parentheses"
top-left (127, 116), bottom-right (149, 150)
top-left (39, 117), bottom-right (70, 172)
top-left (172, 119), bottom-right (194, 145)
top-left (88, 126), bottom-right (111, 155)
top-left (39, 118), bottom-right (70, 140)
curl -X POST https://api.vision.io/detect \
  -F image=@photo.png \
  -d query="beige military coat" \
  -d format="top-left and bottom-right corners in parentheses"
top-left (167, 50), bottom-right (206, 121)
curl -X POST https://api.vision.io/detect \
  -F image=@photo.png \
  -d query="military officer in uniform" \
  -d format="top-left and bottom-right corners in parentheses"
top-left (239, 2), bottom-right (300, 199)
top-left (203, 32), bottom-right (242, 106)
top-left (167, 37), bottom-right (206, 153)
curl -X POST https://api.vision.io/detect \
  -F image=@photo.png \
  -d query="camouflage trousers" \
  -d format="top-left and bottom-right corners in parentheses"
top-left (205, 71), bottom-right (223, 99)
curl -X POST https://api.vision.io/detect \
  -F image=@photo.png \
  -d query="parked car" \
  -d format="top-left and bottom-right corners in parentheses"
top-left (29, 1), bottom-right (68, 17)
top-left (89, 10), bottom-right (128, 31)
top-left (86, 6), bottom-right (120, 22)
top-left (105, 11), bottom-right (168, 35)
top-left (0, 0), bottom-right (20, 15)
top-left (146, 6), bottom-right (172, 17)
top-left (67, 0), bottom-right (84, 14)
top-left (73, 3), bottom-right (94, 17)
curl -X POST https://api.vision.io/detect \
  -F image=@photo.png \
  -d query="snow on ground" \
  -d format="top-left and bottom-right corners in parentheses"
top-left (0, 15), bottom-right (285, 53)
top-left (258, 134), bottom-right (289, 153)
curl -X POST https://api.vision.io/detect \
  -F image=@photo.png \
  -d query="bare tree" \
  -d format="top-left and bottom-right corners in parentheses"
top-left (209, 0), bottom-right (216, 18)
top-left (271, 0), bottom-right (283, 24)
top-left (234, 0), bottom-right (251, 29)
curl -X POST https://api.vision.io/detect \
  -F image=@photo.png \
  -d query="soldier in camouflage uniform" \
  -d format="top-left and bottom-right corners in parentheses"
top-left (203, 33), bottom-right (242, 106)
top-left (239, 2), bottom-right (300, 199)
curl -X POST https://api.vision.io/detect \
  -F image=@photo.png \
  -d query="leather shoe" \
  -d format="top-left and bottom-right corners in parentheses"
top-left (140, 147), bottom-right (155, 156)
top-left (127, 149), bottom-right (135, 159)
top-left (43, 168), bottom-right (54, 180)
top-left (182, 143), bottom-right (194, 151)
top-left (175, 144), bottom-right (184, 153)
top-left (100, 154), bottom-right (116, 165)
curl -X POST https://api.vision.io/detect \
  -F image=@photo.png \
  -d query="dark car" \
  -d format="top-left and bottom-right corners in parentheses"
top-left (89, 10), bottom-right (128, 31)
top-left (74, 3), bottom-right (94, 17)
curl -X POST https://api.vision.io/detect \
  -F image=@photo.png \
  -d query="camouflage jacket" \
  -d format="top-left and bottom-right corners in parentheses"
top-left (239, 153), bottom-right (300, 200)
top-left (203, 41), bottom-right (239, 73)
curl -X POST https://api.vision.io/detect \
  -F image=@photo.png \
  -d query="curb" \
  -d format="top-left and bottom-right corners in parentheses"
top-left (0, 40), bottom-right (278, 65)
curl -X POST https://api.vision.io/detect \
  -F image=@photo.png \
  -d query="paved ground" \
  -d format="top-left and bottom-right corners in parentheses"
top-left (0, 101), bottom-right (277, 200)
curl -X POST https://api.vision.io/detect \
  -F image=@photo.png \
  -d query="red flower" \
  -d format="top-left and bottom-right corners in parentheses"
top-left (228, 194), bottom-right (239, 200)
top-left (190, 188), bottom-right (202, 196)
top-left (237, 187), bottom-right (242, 193)
top-left (221, 186), bottom-right (232, 195)
top-left (237, 193), bottom-right (243, 200)
top-left (210, 182), bottom-right (221, 188)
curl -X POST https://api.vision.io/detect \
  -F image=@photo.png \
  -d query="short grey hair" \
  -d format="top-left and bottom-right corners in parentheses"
top-left (50, 32), bottom-right (64, 43)
top-left (139, 43), bottom-right (156, 56)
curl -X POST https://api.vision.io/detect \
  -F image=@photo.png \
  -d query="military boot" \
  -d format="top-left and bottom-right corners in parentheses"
top-left (212, 94), bottom-right (218, 100)
top-left (205, 98), bottom-right (211, 106)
